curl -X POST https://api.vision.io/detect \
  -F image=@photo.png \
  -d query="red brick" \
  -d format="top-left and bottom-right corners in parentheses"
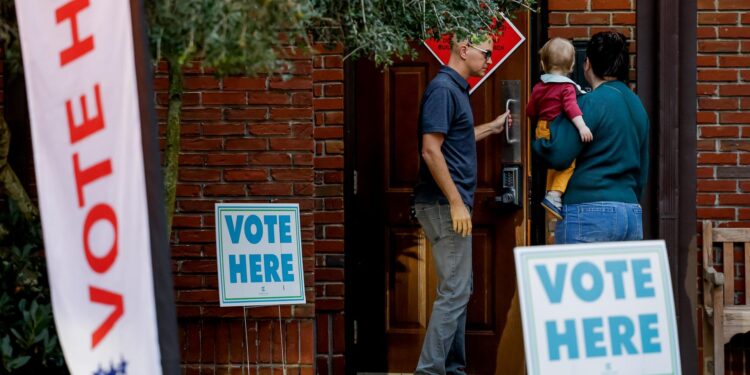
top-left (698, 207), bottom-right (736, 219)
top-left (612, 13), bottom-right (636, 25)
top-left (182, 108), bottom-right (222, 120)
top-left (178, 230), bottom-right (216, 243)
top-left (699, 98), bottom-right (739, 110)
top-left (325, 141), bottom-right (344, 154)
top-left (202, 123), bottom-right (245, 136)
top-left (698, 27), bottom-right (718, 39)
top-left (184, 76), bottom-right (221, 90)
top-left (317, 240), bottom-right (344, 253)
top-left (312, 69), bottom-right (344, 82)
top-left (314, 98), bottom-right (344, 110)
top-left (205, 154), bottom-right (246, 166)
top-left (249, 123), bottom-right (291, 136)
top-left (269, 139), bottom-right (314, 151)
top-left (592, 0), bottom-right (631, 10)
top-left (698, 193), bottom-right (717, 205)
top-left (549, 13), bottom-right (568, 25)
top-left (272, 169), bottom-right (314, 181)
top-left (313, 43), bottom-right (345, 54)
top-left (699, 40), bottom-right (740, 53)
top-left (294, 154), bottom-right (314, 166)
top-left (698, 69), bottom-right (739, 81)
top-left (720, 84), bottom-right (750, 96)
top-left (224, 169), bottom-right (269, 182)
top-left (314, 156), bottom-right (344, 169)
top-left (295, 183), bottom-right (315, 195)
top-left (292, 92), bottom-right (314, 105)
top-left (743, 70), bottom-right (750, 81)
top-left (697, 112), bottom-right (718, 124)
top-left (719, 27), bottom-right (750, 38)
top-left (270, 108), bottom-right (313, 120)
top-left (173, 216), bottom-right (203, 229)
top-left (269, 78), bottom-right (313, 90)
top-left (720, 194), bottom-right (750, 205)
top-left (223, 77), bottom-right (267, 90)
top-left (315, 127), bottom-right (344, 139)
top-left (548, 0), bottom-right (588, 10)
top-left (180, 138), bottom-right (221, 151)
top-left (202, 92), bottom-right (246, 105)
top-left (718, 0), bottom-right (750, 9)
top-left (697, 84), bottom-right (718, 95)
top-left (225, 139), bottom-right (268, 150)
top-left (249, 153), bottom-right (293, 165)
top-left (203, 184), bottom-right (246, 196)
top-left (224, 108), bottom-right (268, 120)
top-left (315, 211), bottom-right (344, 223)
top-left (698, 0), bottom-right (716, 9)
top-left (698, 139), bottom-right (716, 151)
top-left (743, 13), bottom-right (750, 24)
top-left (323, 55), bottom-right (343, 68)
top-left (176, 185), bottom-right (201, 197)
top-left (721, 112), bottom-right (750, 124)
top-left (249, 183), bottom-right (294, 196)
top-left (701, 125), bottom-right (739, 138)
top-left (178, 154), bottom-right (204, 166)
top-left (698, 12), bottom-right (740, 24)
top-left (548, 26), bottom-right (590, 39)
top-left (324, 112), bottom-right (345, 125)
top-left (180, 169), bottom-right (221, 182)
top-left (248, 92), bottom-right (289, 105)
top-left (697, 56), bottom-right (717, 68)
top-left (698, 152), bottom-right (738, 164)
top-left (569, 13), bottom-right (611, 25)
top-left (697, 166), bottom-right (715, 178)
top-left (720, 56), bottom-right (750, 67)
top-left (698, 180), bottom-right (737, 192)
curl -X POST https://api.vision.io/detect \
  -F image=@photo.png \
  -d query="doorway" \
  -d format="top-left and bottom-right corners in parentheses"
top-left (345, 11), bottom-right (532, 374)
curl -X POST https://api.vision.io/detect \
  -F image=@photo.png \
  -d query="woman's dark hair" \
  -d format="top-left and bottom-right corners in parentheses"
top-left (586, 31), bottom-right (630, 81)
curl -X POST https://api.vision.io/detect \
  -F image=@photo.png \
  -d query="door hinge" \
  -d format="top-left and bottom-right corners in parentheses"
top-left (353, 170), bottom-right (358, 195)
top-left (353, 319), bottom-right (358, 345)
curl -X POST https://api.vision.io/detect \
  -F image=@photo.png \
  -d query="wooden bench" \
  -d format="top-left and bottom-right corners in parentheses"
top-left (703, 221), bottom-right (750, 374)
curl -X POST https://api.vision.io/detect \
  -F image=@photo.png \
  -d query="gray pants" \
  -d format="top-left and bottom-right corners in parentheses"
top-left (414, 203), bottom-right (472, 375)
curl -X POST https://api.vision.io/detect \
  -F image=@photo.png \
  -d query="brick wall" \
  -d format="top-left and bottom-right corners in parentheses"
top-left (696, 1), bottom-right (750, 372)
top-left (311, 45), bottom-right (347, 374)
top-left (155, 45), bottom-right (334, 372)
top-left (547, 0), bottom-right (637, 81)
top-left (696, 0), bottom-right (750, 227)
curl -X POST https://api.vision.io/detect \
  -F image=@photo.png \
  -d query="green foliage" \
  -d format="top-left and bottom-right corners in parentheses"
top-left (312, 0), bottom-right (537, 65)
top-left (0, 0), bottom-right (20, 75)
top-left (146, 0), bottom-right (315, 76)
top-left (0, 203), bottom-right (66, 375)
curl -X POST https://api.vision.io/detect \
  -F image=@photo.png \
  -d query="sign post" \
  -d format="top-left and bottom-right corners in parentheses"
top-left (514, 241), bottom-right (681, 375)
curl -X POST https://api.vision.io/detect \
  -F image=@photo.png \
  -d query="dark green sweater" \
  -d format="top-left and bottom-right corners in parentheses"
top-left (532, 80), bottom-right (650, 204)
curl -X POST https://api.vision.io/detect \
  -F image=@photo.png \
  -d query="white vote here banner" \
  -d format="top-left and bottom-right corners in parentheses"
top-left (16, 0), bottom-right (163, 373)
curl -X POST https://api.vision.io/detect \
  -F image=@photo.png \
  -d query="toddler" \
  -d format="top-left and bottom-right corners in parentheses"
top-left (527, 37), bottom-right (592, 219)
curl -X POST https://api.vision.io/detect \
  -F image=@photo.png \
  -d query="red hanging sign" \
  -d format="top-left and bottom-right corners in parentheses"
top-left (423, 16), bottom-right (526, 94)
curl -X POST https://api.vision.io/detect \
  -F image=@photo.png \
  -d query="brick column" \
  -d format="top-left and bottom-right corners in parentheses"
top-left (312, 44), bottom-right (346, 375)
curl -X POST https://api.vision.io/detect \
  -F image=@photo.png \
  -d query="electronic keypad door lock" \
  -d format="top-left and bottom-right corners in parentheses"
top-left (496, 164), bottom-right (522, 209)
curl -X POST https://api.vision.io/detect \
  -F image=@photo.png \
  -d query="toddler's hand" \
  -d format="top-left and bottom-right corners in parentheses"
top-left (579, 126), bottom-right (593, 142)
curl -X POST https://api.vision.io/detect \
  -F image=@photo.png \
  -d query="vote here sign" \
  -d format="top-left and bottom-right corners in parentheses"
top-left (215, 203), bottom-right (305, 306)
top-left (514, 241), bottom-right (681, 375)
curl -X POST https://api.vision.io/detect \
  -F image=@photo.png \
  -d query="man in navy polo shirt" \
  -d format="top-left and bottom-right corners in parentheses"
top-left (413, 35), bottom-right (511, 375)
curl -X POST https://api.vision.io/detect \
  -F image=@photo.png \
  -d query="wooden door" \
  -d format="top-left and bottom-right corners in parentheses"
top-left (349, 13), bottom-right (530, 374)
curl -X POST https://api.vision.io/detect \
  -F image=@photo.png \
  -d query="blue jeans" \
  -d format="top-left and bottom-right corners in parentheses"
top-left (555, 201), bottom-right (643, 244)
top-left (414, 203), bottom-right (472, 375)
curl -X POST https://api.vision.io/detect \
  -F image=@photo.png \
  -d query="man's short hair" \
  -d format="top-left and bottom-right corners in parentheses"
top-left (539, 37), bottom-right (575, 72)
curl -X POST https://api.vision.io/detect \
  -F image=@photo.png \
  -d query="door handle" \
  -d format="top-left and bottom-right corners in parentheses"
top-left (505, 99), bottom-right (519, 144)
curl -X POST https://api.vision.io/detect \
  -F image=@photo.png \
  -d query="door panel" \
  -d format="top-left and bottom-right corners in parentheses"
top-left (352, 12), bottom-right (529, 374)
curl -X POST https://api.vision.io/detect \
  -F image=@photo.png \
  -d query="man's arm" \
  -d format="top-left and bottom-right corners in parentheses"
top-left (422, 133), bottom-right (472, 237)
top-left (475, 110), bottom-right (510, 142)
